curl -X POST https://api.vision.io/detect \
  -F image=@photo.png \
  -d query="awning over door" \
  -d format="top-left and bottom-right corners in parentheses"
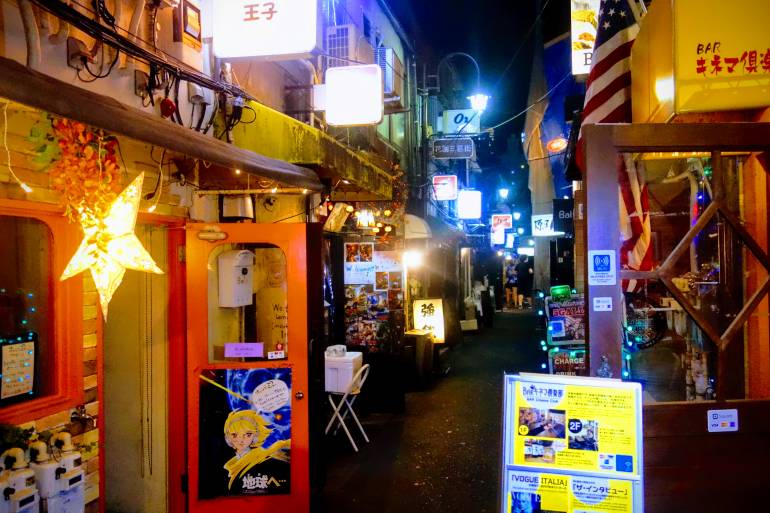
top-left (404, 214), bottom-right (432, 239)
top-left (0, 56), bottom-right (322, 191)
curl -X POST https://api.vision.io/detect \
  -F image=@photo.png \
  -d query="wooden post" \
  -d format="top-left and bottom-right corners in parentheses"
top-left (583, 124), bottom-right (623, 377)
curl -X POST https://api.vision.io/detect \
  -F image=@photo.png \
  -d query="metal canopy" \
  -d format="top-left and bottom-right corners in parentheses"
top-left (0, 56), bottom-right (322, 191)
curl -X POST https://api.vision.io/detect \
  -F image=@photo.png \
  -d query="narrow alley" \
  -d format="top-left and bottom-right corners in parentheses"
top-left (321, 311), bottom-right (543, 513)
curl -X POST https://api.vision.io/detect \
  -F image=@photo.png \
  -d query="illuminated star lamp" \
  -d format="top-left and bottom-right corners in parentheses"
top-left (60, 173), bottom-right (163, 317)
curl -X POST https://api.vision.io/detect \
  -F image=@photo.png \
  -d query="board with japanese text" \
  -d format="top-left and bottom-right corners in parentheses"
top-left (500, 373), bottom-right (643, 513)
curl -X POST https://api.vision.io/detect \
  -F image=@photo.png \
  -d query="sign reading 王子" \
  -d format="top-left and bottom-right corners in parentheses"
top-left (413, 298), bottom-right (445, 343)
top-left (500, 373), bottom-right (644, 513)
top-left (212, 0), bottom-right (320, 59)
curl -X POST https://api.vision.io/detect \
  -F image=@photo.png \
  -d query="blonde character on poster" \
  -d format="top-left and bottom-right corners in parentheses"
top-left (223, 409), bottom-right (290, 494)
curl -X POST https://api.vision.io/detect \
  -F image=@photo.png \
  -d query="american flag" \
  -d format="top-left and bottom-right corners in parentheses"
top-left (577, 0), bottom-right (651, 291)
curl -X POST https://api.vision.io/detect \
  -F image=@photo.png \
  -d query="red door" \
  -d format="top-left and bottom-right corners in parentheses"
top-left (184, 223), bottom-right (317, 512)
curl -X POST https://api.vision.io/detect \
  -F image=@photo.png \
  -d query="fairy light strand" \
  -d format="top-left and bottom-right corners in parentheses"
top-left (1, 103), bottom-right (32, 193)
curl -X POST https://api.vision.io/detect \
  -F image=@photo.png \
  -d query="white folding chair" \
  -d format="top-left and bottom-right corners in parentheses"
top-left (325, 363), bottom-right (371, 452)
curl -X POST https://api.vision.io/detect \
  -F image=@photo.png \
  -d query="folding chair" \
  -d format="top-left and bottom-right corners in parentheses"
top-left (325, 363), bottom-right (371, 452)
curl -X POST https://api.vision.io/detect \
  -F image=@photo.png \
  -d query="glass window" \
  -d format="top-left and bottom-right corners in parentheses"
top-left (207, 244), bottom-right (288, 363)
top-left (0, 215), bottom-right (52, 405)
top-left (618, 153), bottom-right (766, 403)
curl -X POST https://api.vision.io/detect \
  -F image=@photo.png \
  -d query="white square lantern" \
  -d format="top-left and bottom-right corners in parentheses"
top-left (325, 65), bottom-right (384, 127)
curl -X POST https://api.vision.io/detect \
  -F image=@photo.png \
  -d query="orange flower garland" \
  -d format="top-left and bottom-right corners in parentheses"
top-left (48, 119), bottom-right (122, 224)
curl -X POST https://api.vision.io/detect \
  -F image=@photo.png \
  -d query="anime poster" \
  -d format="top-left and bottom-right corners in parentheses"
top-left (198, 368), bottom-right (291, 498)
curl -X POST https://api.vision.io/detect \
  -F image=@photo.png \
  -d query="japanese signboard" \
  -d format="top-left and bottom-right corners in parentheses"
top-left (413, 299), bottom-right (445, 344)
top-left (532, 214), bottom-right (564, 237)
top-left (432, 138), bottom-right (475, 160)
top-left (442, 109), bottom-right (481, 134)
top-left (212, 0), bottom-right (319, 59)
top-left (432, 175), bottom-right (459, 201)
top-left (491, 214), bottom-right (513, 246)
top-left (570, 0), bottom-right (601, 75)
top-left (632, 0), bottom-right (770, 121)
top-left (500, 373), bottom-right (643, 513)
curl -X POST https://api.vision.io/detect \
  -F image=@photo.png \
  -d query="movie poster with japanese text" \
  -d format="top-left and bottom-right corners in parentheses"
top-left (504, 469), bottom-right (633, 513)
top-left (198, 368), bottom-right (292, 498)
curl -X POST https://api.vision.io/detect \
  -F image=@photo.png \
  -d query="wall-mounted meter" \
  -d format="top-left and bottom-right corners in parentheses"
top-left (218, 250), bottom-right (255, 307)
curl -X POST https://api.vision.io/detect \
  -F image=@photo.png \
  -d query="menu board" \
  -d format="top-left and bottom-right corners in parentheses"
top-left (1, 341), bottom-right (35, 400)
top-left (500, 373), bottom-right (643, 513)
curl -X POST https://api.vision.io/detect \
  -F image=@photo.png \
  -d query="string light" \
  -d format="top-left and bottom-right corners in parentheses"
top-left (148, 154), bottom-right (164, 213)
top-left (1, 103), bottom-right (32, 193)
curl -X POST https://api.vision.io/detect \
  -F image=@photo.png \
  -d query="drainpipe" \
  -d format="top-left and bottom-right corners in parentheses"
top-left (120, 0), bottom-right (146, 69)
top-left (48, 1), bottom-right (70, 44)
top-left (19, 0), bottom-right (41, 70)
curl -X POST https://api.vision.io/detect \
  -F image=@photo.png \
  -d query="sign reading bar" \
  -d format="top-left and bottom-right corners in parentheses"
top-left (553, 198), bottom-right (574, 235)
top-left (432, 175), bottom-right (459, 201)
top-left (432, 138), bottom-right (475, 160)
top-left (500, 373), bottom-right (644, 513)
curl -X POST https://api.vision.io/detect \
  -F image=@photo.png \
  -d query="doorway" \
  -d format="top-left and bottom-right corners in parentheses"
top-left (103, 224), bottom-right (169, 513)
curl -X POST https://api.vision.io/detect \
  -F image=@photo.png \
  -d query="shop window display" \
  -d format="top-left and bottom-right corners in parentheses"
top-left (619, 153), bottom-right (767, 403)
top-left (207, 244), bottom-right (289, 363)
top-left (0, 216), bottom-right (51, 406)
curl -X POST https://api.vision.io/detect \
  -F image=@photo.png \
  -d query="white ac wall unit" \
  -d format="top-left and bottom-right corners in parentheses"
top-left (325, 24), bottom-right (374, 69)
top-left (376, 47), bottom-right (405, 111)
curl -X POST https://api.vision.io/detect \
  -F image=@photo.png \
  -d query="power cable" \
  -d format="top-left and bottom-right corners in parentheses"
top-left (488, 72), bottom-right (572, 131)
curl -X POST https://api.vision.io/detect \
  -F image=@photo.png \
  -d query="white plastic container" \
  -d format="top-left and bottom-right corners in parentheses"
top-left (324, 352), bottom-right (362, 393)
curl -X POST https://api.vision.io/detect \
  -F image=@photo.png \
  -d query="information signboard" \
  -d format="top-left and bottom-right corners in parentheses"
top-left (500, 373), bottom-right (643, 513)
top-left (432, 138), bottom-right (475, 160)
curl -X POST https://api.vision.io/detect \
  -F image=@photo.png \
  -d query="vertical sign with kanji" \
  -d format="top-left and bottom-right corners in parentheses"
top-left (412, 298), bottom-right (445, 343)
top-left (500, 373), bottom-right (643, 513)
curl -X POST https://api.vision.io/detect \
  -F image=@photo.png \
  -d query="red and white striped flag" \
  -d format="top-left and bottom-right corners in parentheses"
top-left (576, 0), bottom-right (651, 291)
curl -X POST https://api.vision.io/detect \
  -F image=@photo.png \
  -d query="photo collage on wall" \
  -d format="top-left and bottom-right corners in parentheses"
top-left (343, 243), bottom-right (404, 352)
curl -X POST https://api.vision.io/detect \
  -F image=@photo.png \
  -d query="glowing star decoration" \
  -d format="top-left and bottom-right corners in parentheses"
top-left (61, 173), bottom-right (163, 317)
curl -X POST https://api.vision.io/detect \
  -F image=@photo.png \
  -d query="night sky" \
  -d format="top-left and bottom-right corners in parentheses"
top-left (388, 0), bottom-right (570, 145)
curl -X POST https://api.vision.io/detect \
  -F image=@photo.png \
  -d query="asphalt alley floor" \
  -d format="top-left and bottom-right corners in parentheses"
top-left (319, 310), bottom-right (545, 513)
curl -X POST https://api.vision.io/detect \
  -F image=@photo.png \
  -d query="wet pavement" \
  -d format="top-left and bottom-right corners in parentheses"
top-left (320, 310), bottom-right (544, 513)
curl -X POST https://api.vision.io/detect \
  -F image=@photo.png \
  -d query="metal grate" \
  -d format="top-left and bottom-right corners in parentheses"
top-left (326, 25), bottom-right (350, 68)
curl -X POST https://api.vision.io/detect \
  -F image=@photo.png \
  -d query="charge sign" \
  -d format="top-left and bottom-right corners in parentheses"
top-left (588, 250), bottom-right (616, 286)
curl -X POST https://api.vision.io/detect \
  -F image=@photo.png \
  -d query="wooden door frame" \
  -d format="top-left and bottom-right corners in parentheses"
top-left (184, 222), bottom-right (311, 513)
top-left (583, 122), bottom-right (770, 387)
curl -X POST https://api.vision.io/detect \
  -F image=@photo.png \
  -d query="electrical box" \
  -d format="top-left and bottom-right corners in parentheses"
top-left (218, 250), bottom-right (255, 308)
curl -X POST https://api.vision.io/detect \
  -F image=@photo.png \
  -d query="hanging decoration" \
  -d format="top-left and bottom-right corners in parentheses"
top-left (34, 117), bottom-right (163, 317)
top-left (61, 173), bottom-right (163, 317)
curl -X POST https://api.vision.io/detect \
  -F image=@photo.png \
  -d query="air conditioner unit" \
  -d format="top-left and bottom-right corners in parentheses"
top-left (376, 47), bottom-right (405, 111)
top-left (325, 24), bottom-right (374, 69)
